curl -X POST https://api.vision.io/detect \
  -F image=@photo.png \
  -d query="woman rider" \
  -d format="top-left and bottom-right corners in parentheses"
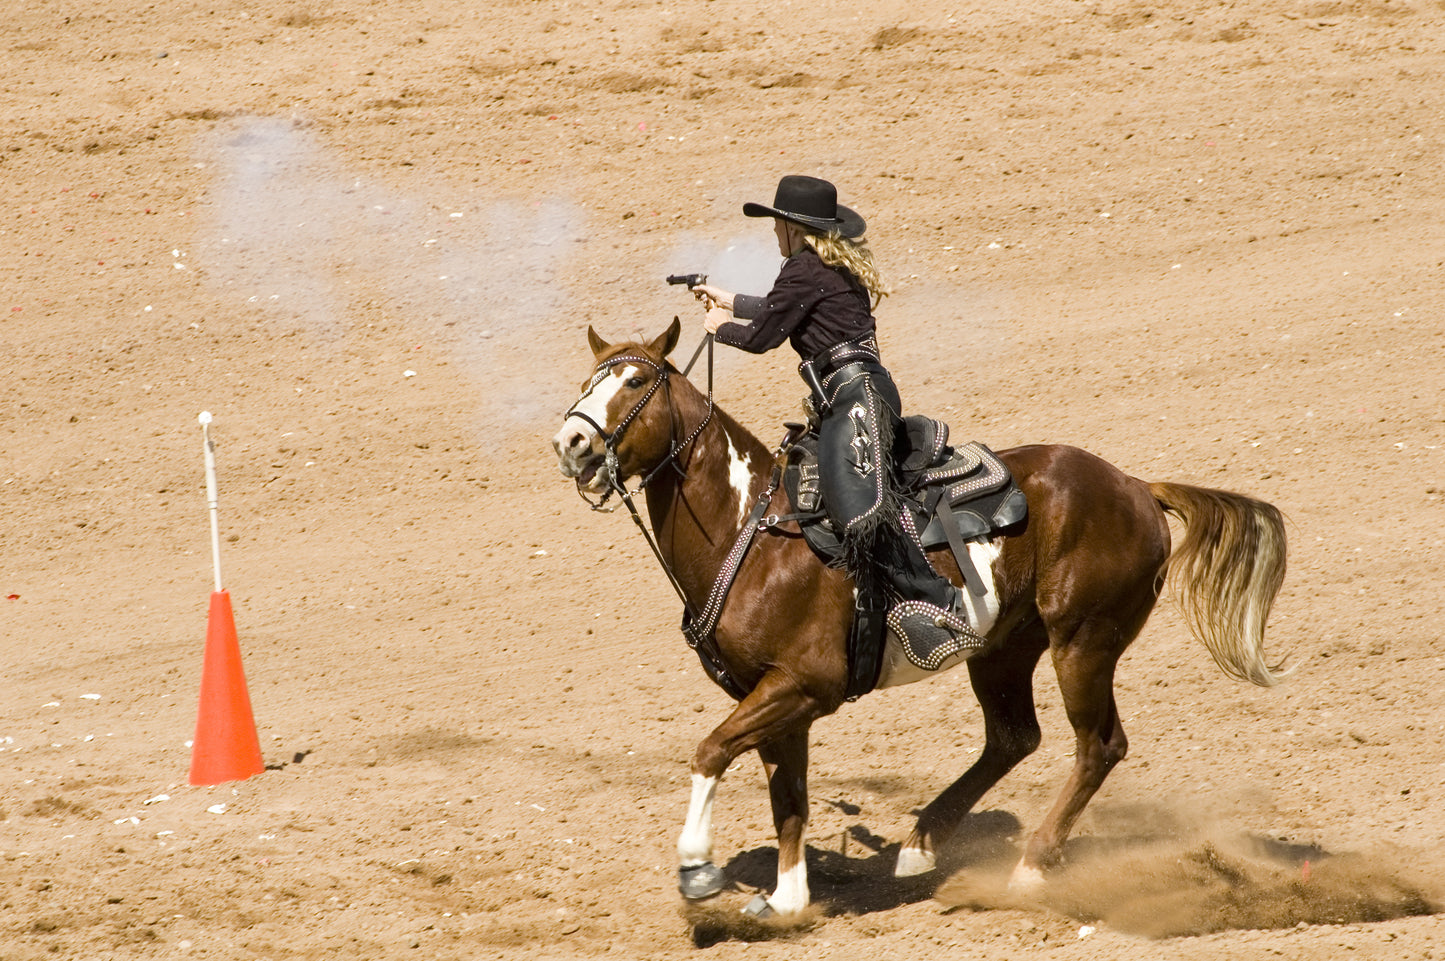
top-left (692, 175), bottom-right (974, 662)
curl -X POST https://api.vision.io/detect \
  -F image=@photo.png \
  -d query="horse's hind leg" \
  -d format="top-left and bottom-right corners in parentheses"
top-left (753, 730), bottom-right (810, 916)
top-left (1011, 618), bottom-right (1136, 891)
top-left (897, 625), bottom-right (1049, 877)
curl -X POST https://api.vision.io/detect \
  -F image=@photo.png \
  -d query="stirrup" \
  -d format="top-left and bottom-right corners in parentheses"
top-left (888, 599), bottom-right (988, 670)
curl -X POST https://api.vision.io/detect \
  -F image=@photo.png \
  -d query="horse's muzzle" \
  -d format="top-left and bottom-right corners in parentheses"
top-left (552, 417), bottom-right (609, 492)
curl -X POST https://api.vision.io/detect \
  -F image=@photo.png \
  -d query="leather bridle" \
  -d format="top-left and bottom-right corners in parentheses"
top-left (562, 334), bottom-right (717, 617)
top-left (565, 336), bottom-right (714, 513)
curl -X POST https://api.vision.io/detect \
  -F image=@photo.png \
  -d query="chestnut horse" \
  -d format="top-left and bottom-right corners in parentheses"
top-left (551, 318), bottom-right (1288, 917)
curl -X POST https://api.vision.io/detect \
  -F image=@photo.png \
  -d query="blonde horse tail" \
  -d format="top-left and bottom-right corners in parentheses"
top-left (1150, 482), bottom-right (1290, 687)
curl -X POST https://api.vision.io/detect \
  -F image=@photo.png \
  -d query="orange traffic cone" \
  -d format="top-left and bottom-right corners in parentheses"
top-left (188, 589), bottom-right (264, 785)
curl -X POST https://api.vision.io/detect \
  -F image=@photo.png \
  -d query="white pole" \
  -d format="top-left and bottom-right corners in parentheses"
top-left (199, 411), bottom-right (223, 593)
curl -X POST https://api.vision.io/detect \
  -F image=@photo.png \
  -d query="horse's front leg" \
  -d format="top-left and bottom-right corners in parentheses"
top-left (677, 771), bottom-right (724, 899)
top-left (676, 669), bottom-right (829, 913)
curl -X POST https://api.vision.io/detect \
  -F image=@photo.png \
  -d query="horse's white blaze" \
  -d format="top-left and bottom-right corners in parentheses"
top-left (573, 364), bottom-right (637, 426)
top-left (724, 431), bottom-right (753, 525)
top-left (876, 536), bottom-right (1005, 689)
top-left (768, 856), bottom-right (810, 915)
top-left (677, 774), bottom-right (718, 866)
top-left (552, 365), bottom-right (637, 477)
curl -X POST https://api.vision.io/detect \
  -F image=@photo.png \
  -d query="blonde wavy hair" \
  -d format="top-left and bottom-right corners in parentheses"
top-left (804, 231), bottom-right (889, 307)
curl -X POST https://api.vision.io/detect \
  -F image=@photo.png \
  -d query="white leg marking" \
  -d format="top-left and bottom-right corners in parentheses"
top-left (894, 845), bottom-right (937, 877)
top-left (724, 431), bottom-right (754, 525)
top-left (768, 853), bottom-right (810, 916)
top-left (677, 774), bottom-right (718, 867)
top-left (1008, 860), bottom-right (1047, 894)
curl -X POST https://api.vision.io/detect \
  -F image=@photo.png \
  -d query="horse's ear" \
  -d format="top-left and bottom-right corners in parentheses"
top-left (587, 325), bottom-right (610, 356)
top-left (651, 316), bottom-right (683, 358)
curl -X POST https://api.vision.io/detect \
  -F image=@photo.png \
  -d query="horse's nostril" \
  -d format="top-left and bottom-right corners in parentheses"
top-left (553, 430), bottom-right (586, 461)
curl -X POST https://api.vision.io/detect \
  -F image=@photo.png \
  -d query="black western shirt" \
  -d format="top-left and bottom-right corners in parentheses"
top-left (714, 247), bottom-right (875, 362)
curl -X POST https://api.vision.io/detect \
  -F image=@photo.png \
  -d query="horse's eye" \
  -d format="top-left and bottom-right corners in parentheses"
top-left (626, 376), bottom-right (645, 389)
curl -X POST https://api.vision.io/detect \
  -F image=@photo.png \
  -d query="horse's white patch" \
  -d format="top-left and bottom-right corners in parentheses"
top-left (676, 773), bottom-right (718, 867)
top-left (768, 856), bottom-right (810, 915)
top-left (957, 537), bottom-right (1004, 630)
top-left (876, 536), bottom-right (1004, 689)
top-left (724, 431), bottom-right (753, 525)
top-left (553, 364), bottom-right (636, 475)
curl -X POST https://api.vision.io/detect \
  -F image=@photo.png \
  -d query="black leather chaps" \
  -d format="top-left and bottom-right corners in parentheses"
top-left (811, 363), bottom-right (956, 609)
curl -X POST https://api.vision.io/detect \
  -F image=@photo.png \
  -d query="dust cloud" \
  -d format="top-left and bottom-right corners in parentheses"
top-left (196, 116), bottom-right (581, 428)
top-left (936, 820), bottom-right (1441, 939)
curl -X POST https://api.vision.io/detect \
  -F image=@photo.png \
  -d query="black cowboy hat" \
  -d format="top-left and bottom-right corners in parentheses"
top-left (743, 175), bottom-right (866, 239)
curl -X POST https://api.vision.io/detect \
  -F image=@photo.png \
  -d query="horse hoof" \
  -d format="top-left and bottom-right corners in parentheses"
top-left (895, 846), bottom-right (937, 877)
top-left (741, 894), bottom-right (775, 919)
top-left (678, 862), bottom-right (726, 900)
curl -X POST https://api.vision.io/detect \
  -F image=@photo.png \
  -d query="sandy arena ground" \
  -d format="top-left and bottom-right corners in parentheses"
top-left (3, 0), bottom-right (1444, 957)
